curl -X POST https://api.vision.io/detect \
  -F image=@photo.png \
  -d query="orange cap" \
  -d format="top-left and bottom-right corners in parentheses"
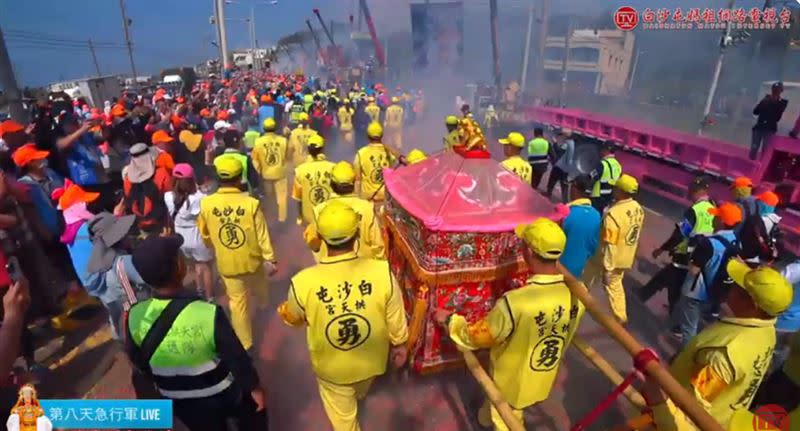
top-left (0, 120), bottom-right (24, 137)
top-left (11, 144), bottom-right (50, 168)
top-left (56, 181), bottom-right (100, 210)
top-left (151, 130), bottom-right (174, 145)
top-left (199, 108), bottom-right (211, 117)
top-left (756, 191), bottom-right (780, 207)
top-left (260, 95), bottom-right (271, 103)
top-left (110, 104), bottom-right (127, 118)
top-left (217, 110), bottom-right (230, 121)
top-left (708, 202), bottom-right (743, 227)
top-left (730, 176), bottom-right (753, 189)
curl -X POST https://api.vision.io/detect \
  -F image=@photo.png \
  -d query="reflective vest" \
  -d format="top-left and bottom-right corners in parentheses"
top-left (354, 144), bottom-right (394, 202)
top-left (365, 104), bottom-right (381, 123)
top-left (199, 187), bottom-right (275, 276)
top-left (303, 94), bottom-right (314, 111)
top-left (443, 130), bottom-right (461, 150)
top-left (293, 158), bottom-right (335, 224)
top-left (338, 107), bottom-right (354, 132)
top-left (500, 156), bottom-right (532, 184)
top-left (591, 156), bottom-right (622, 197)
top-left (214, 150), bottom-right (249, 187)
top-left (527, 137), bottom-right (550, 165)
top-left (675, 199), bottom-right (716, 255)
top-left (385, 105), bottom-right (404, 129)
top-left (290, 254), bottom-right (394, 385)
top-left (684, 231), bottom-right (737, 302)
top-left (252, 133), bottom-right (288, 180)
top-left (128, 299), bottom-right (233, 400)
top-left (670, 317), bottom-right (777, 428)
top-left (492, 274), bottom-right (584, 408)
top-left (290, 103), bottom-right (305, 123)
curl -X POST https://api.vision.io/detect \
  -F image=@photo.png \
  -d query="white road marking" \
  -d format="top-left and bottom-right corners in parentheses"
top-left (645, 207), bottom-right (664, 218)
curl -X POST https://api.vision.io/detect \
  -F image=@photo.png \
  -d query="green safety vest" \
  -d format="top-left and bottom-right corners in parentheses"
top-left (591, 157), bottom-right (622, 197)
top-left (527, 137), bottom-right (550, 164)
top-left (215, 150), bottom-right (250, 187)
top-left (443, 130), bottom-right (461, 150)
top-left (128, 298), bottom-right (232, 399)
top-left (303, 94), bottom-right (314, 111)
top-left (243, 130), bottom-right (260, 149)
top-left (290, 103), bottom-right (305, 122)
top-left (675, 199), bottom-right (716, 255)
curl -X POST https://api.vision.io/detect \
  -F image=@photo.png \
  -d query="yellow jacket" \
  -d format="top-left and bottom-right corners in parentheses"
top-left (448, 274), bottom-right (584, 408)
top-left (303, 194), bottom-right (385, 260)
top-left (338, 106), bottom-right (354, 132)
top-left (354, 143), bottom-right (395, 202)
top-left (601, 198), bottom-right (645, 270)
top-left (292, 157), bottom-right (336, 224)
top-left (385, 105), bottom-right (404, 129)
top-left (500, 156), bottom-right (533, 184)
top-left (279, 252), bottom-right (408, 384)
top-left (198, 187), bottom-right (276, 277)
top-left (365, 103), bottom-right (381, 123)
top-left (288, 126), bottom-right (314, 166)
top-left (252, 132), bottom-right (289, 180)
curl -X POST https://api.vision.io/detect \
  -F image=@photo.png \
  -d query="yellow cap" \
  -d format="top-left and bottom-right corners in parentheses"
top-left (406, 149), bottom-right (427, 164)
top-left (344, 98), bottom-right (350, 104)
top-left (367, 96), bottom-right (375, 103)
top-left (391, 96), bottom-right (400, 103)
top-left (367, 122), bottom-right (383, 139)
top-left (445, 115), bottom-right (459, 126)
top-left (330, 88), bottom-right (337, 94)
top-left (262, 117), bottom-right (276, 131)
top-left (307, 133), bottom-right (325, 148)
top-left (514, 218), bottom-right (566, 259)
top-left (316, 200), bottom-right (361, 245)
top-left (299, 112), bottom-right (309, 122)
top-left (214, 156), bottom-right (243, 180)
top-left (727, 260), bottom-right (793, 316)
top-left (499, 132), bottom-right (525, 148)
top-left (616, 174), bottom-right (639, 194)
top-left (331, 161), bottom-right (356, 184)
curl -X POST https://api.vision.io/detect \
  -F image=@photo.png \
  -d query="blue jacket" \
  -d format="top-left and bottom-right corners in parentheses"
top-left (560, 199), bottom-right (601, 277)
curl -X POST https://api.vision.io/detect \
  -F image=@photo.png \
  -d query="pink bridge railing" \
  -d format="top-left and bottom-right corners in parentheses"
top-left (525, 106), bottom-right (800, 256)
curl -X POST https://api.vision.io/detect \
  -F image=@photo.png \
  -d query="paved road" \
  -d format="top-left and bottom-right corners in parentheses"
top-left (51, 123), bottom-right (689, 431)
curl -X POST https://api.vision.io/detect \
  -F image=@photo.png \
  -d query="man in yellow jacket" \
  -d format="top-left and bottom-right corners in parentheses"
top-left (252, 117), bottom-right (289, 223)
top-left (584, 174), bottom-right (645, 324)
top-left (435, 218), bottom-right (584, 430)
top-left (278, 201), bottom-right (409, 431)
top-left (640, 260), bottom-right (792, 430)
top-left (499, 132), bottom-right (533, 184)
top-left (292, 133), bottom-right (335, 225)
top-left (198, 158), bottom-right (278, 351)
top-left (338, 99), bottom-right (355, 148)
top-left (384, 97), bottom-right (404, 150)
top-left (365, 96), bottom-right (381, 124)
top-left (304, 161), bottom-right (385, 260)
top-left (289, 112), bottom-right (315, 167)
top-left (443, 115), bottom-right (461, 150)
top-left (354, 123), bottom-right (397, 203)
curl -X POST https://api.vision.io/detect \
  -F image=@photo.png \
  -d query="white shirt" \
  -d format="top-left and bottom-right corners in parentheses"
top-left (164, 190), bottom-right (206, 229)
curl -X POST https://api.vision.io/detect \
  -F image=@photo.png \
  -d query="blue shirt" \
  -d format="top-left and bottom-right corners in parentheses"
top-left (258, 104), bottom-right (275, 126)
top-left (778, 261), bottom-right (800, 332)
top-left (560, 199), bottom-right (601, 277)
top-left (65, 133), bottom-right (106, 186)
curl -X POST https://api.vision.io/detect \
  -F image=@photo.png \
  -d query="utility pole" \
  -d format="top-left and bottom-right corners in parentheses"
top-left (627, 49), bottom-right (642, 92)
top-left (249, 6), bottom-right (257, 70)
top-left (88, 39), bottom-right (101, 77)
top-left (489, 0), bottom-right (501, 91)
top-left (699, 0), bottom-right (735, 134)
top-left (213, 0), bottom-right (224, 74)
top-left (216, 0), bottom-right (231, 71)
top-left (119, 0), bottom-right (138, 86)
top-left (0, 25), bottom-right (25, 122)
top-left (533, 0), bottom-right (550, 92)
top-left (559, 18), bottom-right (572, 107)
top-left (521, 3), bottom-right (535, 95)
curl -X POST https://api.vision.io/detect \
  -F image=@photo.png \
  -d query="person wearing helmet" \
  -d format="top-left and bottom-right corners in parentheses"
top-left (252, 118), bottom-right (290, 223)
top-left (384, 96), bottom-right (405, 150)
top-left (292, 133), bottom-right (335, 225)
top-left (288, 112), bottom-right (315, 167)
top-left (354, 122), bottom-right (398, 203)
top-left (443, 115), bottom-right (461, 151)
top-left (304, 161), bottom-right (385, 260)
top-left (338, 99), bottom-right (356, 148)
top-left (499, 132), bottom-right (532, 184)
top-left (257, 94), bottom-right (275, 131)
top-left (365, 96), bottom-right (381, 124)
top-left (406, 149), bottom-right (427, 165)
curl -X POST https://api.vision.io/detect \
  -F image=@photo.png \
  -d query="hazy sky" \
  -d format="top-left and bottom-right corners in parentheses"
top-left (0, 0), bottom-right (776, 86)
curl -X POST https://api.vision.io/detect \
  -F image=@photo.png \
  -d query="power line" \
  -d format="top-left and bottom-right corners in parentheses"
top-left (4, 36), bottom-right (128, 49)
top-left (2, 29), bottom-right (125, 47)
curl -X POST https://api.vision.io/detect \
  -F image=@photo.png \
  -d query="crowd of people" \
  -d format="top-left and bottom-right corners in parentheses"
top-left (0, 65), bottom-right (797, 431)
